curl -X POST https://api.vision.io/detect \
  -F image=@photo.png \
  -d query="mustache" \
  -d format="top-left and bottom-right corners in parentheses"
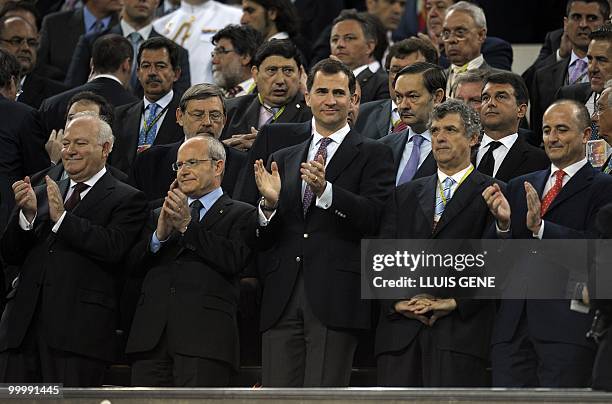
top-left (146, 76), bottom-right (162, 84)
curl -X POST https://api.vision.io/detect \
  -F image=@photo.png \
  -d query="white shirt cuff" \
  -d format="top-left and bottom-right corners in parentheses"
top-left (315, 181), bottom-right (332, 209)
top-left (257, 203), bottom-right (276, 226)
top-left (534, 220), bottom-right (544, 239)
top-left (495, 220), bottom-right (511, 238)
top-left (51, 211), bottom-right (67, 233)
top-left (150, 231), bottom-right (168, 253)
top-left (556, 48), bottom-right (562, 62)
top-left (18, 210), bottom-right (36, 230)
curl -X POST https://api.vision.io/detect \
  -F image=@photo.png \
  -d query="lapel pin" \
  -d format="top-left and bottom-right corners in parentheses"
top-left (219, 209), bottom-right (224, 214)
top-left (296, 104), bottom-right (300, 109)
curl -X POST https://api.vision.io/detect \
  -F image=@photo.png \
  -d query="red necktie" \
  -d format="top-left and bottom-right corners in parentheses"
top-left (392, 121), bottom-right (407, 133)
top-left (540, 170), bottom-right (565, 216)
top-left (64, 182), bottom-right (90, 211)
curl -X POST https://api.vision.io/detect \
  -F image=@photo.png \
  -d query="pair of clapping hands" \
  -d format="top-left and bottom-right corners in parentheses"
top-left (394, 296), bottom-right (457, 326)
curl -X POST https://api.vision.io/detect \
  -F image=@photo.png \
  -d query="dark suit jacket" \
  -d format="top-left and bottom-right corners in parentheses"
top-left (233, 122), bottom-right (316, 206)
top-left (0, 172), bottom-right (147, 362)
top-left (354, 99), bottom-right (392, 140)
top-left (375, 170), bottom-right (500, 360)
top-left (529, 56), bottom-right (570, 139)
top-left (39, 76), bottom-right (138, 134)
top-left (254, 129), bottom-right (395, 331)
top-left (29, 162), bottom-right (128, 187)
top-left (65, 24), bottom-right (191, 98)
top-left (18, 73), bottom-right (68, 109)
top-left (379, 129), bottom-right (437, 181)
top-left (357, 67), bottom-right (390, 104)
top-left (0, 96), bottom-right (50, 231)
top-left (128, 141), bottom-right (247, 207)
top-left (556, 82), bottom-right (593, 104)
top-left (477, 134), bottom-right (549, 183)
top-left (439, 36), bottom-right (513, 71)
top-left (220, 93), bottom-right (312, 141)
top-left (493, 164), bottom-right (612, 349)
top-left (109, 93), bottom-right (184, 173)
top-left (37, 8), bottom-right (119, 81)
top-left (522, 28), bottom-right (563, 94)
top-left (125, 193), bottom-right (254, 369)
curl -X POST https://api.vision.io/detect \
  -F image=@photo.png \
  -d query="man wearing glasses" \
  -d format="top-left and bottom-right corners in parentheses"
top-left (126, 134), bottom-right (255, 387)
top-left (0, 16), bottom-right (66, 108)
top-left (128, 83), bottom-right (246, 207)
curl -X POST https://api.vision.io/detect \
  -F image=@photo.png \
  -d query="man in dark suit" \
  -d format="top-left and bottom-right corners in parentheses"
top-left (380, 62), bottom-right (444, 186)
top-left (37, 0), bottom-right (120, 81)
top-left (65, 0), bottom-right (191, 97)
top-left (330, 9), bottom-right (389, 104)
top-left (594, 85), bottom-right (612, 171)
top-left (221, 40), bottom-right (311, 151)
top-left (483, 99), bottom-right (612, 387)
top-left (0, 49), bottom-right (50, 231)
top-left (530, 1), bottom-right (607, 141)
top-left (0, 16), bottom-right (66, 109)
top-left (355, 37), bottom-right (438, 140)
top-left (252, 58), bottom-right (395, 386)
top-left (128, 84), bottom-right (246, 207)
top-left (0, 112), bottom-right (147, 386)
top-left (109, 37), bottom-right (184, 173)
top-left (376, 98), bottom-right (498, 387)
top-left (39, 34), bottom-right (137, 134)
top-left (476, 72), bottom-right (549, 183)
top-left (442, 1), bottom-right (503, 98)
top-left (125, 136), bottom-right (253, 386)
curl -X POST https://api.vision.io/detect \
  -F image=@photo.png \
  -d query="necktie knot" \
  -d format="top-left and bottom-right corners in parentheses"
top-left (569, 59), bottom-right (588, 85)
top-left (190, 199), bottom-right (203, 223)
top-left (319, 137), bottom-right (333, 149)
top-left (487, 141), bottom-right (502, 152)
top-left (64, 182), bottom-right (90, 211)
top-left (128, 31), bottom-right (143, 44)
top-left (412, 134), bottom-right (424, 147)
top-left (554, 169), bottom-right (566, 183)
top-left (540, 170), bottom-right (566, 216)
top-left (148, 103), bottom-right (160, 115)
top-left (73, 182), bottom-right (89, 193)
top-left (443, 176), bottom-right (455, 189)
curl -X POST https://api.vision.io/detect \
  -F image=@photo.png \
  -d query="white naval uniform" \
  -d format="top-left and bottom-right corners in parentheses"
top-left (153, 0), bottom-right (241, 85)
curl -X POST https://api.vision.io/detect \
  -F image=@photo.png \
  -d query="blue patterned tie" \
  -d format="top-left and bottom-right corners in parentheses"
top-left (302, 138), bottom-right (332, 216)
top-left (138, 103), bottom-right (160, 146)
top-left (435, 177), bottom-right (455, 218)
top-left (397, 134), bottom-right (424, 185)
top-left (591, 121), bottom-right (600, 140)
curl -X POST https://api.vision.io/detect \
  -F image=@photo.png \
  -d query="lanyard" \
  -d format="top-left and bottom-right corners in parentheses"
top-left (437, 165), bottom-right (474, 206)
top-left (245, 81), bottom-right (257, 94)
top-left (258, 93), bottom-right (285, 122)
top-left (142, 104), bottom-right (170, 138)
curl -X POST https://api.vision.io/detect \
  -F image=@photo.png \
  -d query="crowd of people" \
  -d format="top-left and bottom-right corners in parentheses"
top-left (0, 0), bottom-right (611, 392)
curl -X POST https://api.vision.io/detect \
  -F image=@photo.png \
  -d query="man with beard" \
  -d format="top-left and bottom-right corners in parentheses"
top-left (211, 24), bottom-right (263, 98)
top-left (110, 37), bottom-right (184, 173)
top-left (0, 16), bottom-right (66, 108)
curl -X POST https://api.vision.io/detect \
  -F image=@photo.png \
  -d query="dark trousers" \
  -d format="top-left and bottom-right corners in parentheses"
top-left (592, 324), bottom-right (612, 391)
top-left (262, 272), bottom-right (358, 387)
top-left (377, 325), bottom-right (489, 387)
top-left (0, 304), bottom-right (106, 387)
top-left (130, 328), bottom-right (232, 387)
top-left (492, 314), bottom-right (594, 387)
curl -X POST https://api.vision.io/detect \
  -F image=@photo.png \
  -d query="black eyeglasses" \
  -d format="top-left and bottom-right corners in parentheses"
top-left (172, 158), bottom-right (216, 171)
top-left (0, 37), bottom-right (39, 48)
top-left (211, 47), bottom-right (237, 57)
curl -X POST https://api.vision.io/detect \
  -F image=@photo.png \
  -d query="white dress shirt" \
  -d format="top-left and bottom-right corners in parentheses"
top-left (476, 133), bottom-right (518, 177)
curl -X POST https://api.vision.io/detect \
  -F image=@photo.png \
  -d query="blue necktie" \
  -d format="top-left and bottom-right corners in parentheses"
top-left (591, 121), bottom-right (600, 141)
top-left (139, 103), bottom-right (160, 146)
top-left (397, 134), bottom-right (424, 185)
top-left (435, 177), bottom-right (455, 218)
top-left (190, 199), bottom-right (203, 224)
top-left (128, 32), bottom-right (143, 90)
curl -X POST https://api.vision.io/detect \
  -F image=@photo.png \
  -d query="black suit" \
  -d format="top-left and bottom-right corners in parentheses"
top-left (529, 56), bottom-right (570, 139)
top-left (125, 193), bottom-right (254, 386)
top-left (37, 8), bottom-right (118, 81)
top-left (253, 127), bottom-right (394, 386)
top-left (476, 135), bottom-right (549, 183)
top-left (376, 169), bottom-right (499, 386)
top-left (357, 67), bottom-right (389, 104)
top-left (492, 164), bottom-right (612, 387)
top-left (128, 141), bottom-right (246, 207)
top-left (555, 82), bottom-right (593, 104)
top-left (354, 99), bottom-right (392, 140)
top-left (522, 28), bottom-right (563, 96)
top-left (439, 36), bottom-right (513, 71)
top-left (18, 73), bottom-right (68, 109)
top-left (0, 171), bottom-right (147, 386)
top-left (379, 129), bottom-right (437, 182)
top-left (0, 96), bottom-right (50, 231)
top-left (39, 76), bottom-right (138, 134)
top-left (65, 24), bottom-right (191, 98)
top-left (109, 93), bottom-right (184, 173)
top-left (220, 93), bottom-right (311, 141)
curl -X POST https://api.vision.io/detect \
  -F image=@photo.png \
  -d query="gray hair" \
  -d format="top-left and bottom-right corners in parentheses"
top-left (183, 136), bottom-right (227, 176)
top-left (451, 69), bottom-right (490, 94)
top-left (446, 1), bottom-right (487, 30)
top-left (179, 83), bottom-right (226, 114)
top-left (69, 111), bottom-right (115, 152)
top-left (428, 98), bottom-right (481, 138)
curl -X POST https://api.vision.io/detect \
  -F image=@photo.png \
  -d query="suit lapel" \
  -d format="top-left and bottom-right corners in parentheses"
top-left (415, 151), bottom-right (436, 179)
top-left (276, 94), bottom-right (306, 124)
top-left (416, 175), bottom-right (437, 231)
top-left (126, 101), bottom-right (144, 159)
top-left (389, 130), bottom-right (409, 172)
top-left (495, 137), bottom-right (526, 181)
top-left (433, 170), bottom-right (481, 236)
top-left (545, 164), bottom-right (594, 215)
top-left (73, 172), bottom-right (115, 216)
top-left (153, 94), bottom-right (180, 145)
top-left (201, 194), bottom-right (231, 229)
top-left (282, 139), bottom-right (311, 221)
top-left (325, 130), bottom-right (360, 183)
top-left (244, 96), bottom-right (261, 129)
top-left (376, 100), bottom-right (392, 137)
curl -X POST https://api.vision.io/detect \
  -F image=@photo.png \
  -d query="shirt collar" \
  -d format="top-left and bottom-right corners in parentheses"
top-left (408, 127), bottom-right (431, 143)
top-left (451, 54), bottom-right (484, 72)
top-left (369, 60), bottom-right (381, 73)
top-left (89, 73), bottom-right (123, 85)
top-left (391, 99), bottom-right (398, 111)
top-left (144, 90), bottom-right (174, 110)
top-left (353, 64), bottom-right (370, 77)
top-left (83, 5), bottom-right (111, 32)
top-left (481, 132), bottom-right (518, 150)
top-left (269, 31), bottom-right (289, 40)
top-left (237, 77), bottom-right (255, 93)
top-left (120, 19), bottom-right (153, 39)
top-left (69, 166), bottom-right (107, 189)
top-left (310, 117), bottom-right (350, 146)
top-left (188, 186), bottom-right (224, 213)
top-left (550, 158), bottom-right (588, 180)
top-left (569, 50), bottom-right (588, 66)
top-left (437, 163), bottom-right (474, 184)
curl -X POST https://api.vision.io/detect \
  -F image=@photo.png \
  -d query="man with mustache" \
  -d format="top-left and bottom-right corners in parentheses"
top-left (0, 16), bottom-right (66, 109)
top-left (110, 37), bottom-right (184, 173)
top-left (379, 62), bottom-right (443, 186)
